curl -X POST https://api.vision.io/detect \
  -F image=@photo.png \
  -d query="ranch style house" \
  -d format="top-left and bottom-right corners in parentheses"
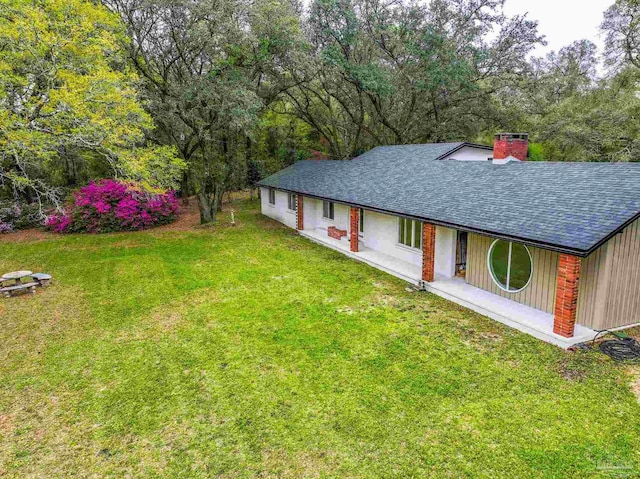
top-left (258, 133), bottom-right (640, 348)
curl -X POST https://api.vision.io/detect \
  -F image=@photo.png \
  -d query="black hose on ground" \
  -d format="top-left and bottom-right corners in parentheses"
top-left (587, 329), bottom-right (640, 362)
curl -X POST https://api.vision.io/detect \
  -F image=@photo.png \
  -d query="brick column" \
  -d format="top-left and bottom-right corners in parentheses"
top-left (553, 254), bottom-right (581, 337)
top-left (422, 223), bottom-right (436, 283)
top-left (296, 195), bottom-right (303, 231)
top-left (349, 207), bottom-right (359, 252)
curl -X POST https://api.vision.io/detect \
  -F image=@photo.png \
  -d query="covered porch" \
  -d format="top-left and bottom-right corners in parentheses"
top-left (300, 228), bottom-right (422, 285)
top-left (299, 225), bottom-right (596, 349)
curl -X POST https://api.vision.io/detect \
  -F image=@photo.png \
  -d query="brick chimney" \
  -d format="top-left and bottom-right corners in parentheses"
top-left (493, 133), bottom-right (528, 164)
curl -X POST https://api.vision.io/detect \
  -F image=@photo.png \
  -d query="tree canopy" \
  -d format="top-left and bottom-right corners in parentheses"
top-left (0, 0), bottom-right (184, 213)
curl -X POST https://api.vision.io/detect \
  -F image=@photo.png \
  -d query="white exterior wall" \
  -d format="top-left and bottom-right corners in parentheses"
top-left (434, 226), bottom-right (456, 278)
top-left (360, 211), bottom-right (423, 267)
top-left (260, 187), bottom-right (297, 229)
top-left (303, 196), bottom-right (319, 229)
top-left (304, 198), bottom-right (349, 232)
top-left (441, 146), bottom-right (492, 162)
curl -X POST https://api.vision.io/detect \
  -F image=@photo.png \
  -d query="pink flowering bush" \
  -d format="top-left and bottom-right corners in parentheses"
top-left (46, 179), bottom-right (179, 233)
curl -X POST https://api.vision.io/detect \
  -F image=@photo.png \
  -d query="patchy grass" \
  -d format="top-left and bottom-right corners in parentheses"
top-left (1, 199), bottom-right (639, 478)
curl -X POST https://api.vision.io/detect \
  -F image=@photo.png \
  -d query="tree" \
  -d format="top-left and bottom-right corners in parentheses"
top-left (0, 0), bottom-right (184, 212)
top-left (493, 37), bottom-right (640, 162)
top-left (105, 0), bottom-right (304, 223)
top-left (285, 0), bottom-right (543, 158)
top-left (246, 158), bottom-right (263, 199)
top-left (534, 69), bottom-right (640, 162)
top-left (602, 0), bottom-right (640, 70)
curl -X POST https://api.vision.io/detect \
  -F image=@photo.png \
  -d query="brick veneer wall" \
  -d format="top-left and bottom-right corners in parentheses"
top-left (422, 223), bottom-right (436, 283)
top-left (296, 195), bottom-right (303, 230)
top-left (328, 226), bottom-right (347, 240)
top-left (493, 134), bottom-right (528, 161)
top-left (349, 207), bottom-right (359, 252)
top-left (553, 254), bottom-right (581, 337)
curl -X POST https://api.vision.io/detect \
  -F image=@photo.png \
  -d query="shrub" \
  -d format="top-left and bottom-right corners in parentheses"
top-left (0, 201), bottom-right (45, 232)
top-left (0, 220), bottom-right (14, 234)
top-left (46, 179), bottom-right (179, 233)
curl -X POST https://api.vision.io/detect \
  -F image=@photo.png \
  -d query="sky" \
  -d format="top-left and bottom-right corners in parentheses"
top-left (502, 0), bottom-right (612, 57)
top-left (302, 0), bottom-right (614, 59)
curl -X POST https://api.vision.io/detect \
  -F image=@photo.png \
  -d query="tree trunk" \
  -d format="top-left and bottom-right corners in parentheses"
top-left (216, 188), bottom-right (224, 212)
top-left (197, 184), bottom-right (222, 224)
top-left (181, 170), bottom-right (191, 206)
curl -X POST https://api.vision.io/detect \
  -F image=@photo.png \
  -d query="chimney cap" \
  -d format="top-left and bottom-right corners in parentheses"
top-left (494, 132), bottom-right (529, 140)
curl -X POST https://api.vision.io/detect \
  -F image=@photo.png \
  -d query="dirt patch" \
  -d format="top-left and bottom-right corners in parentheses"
top-left (556, 356), bottom-right (589, 382)
top-left (0, 228), bottom-right (53, 243)
top-left (111, 239), bottom-right (147, 249)
top-left (0, 413), bottom-right (15, 436)
top-left (153, 199), bottom-right (202, 232)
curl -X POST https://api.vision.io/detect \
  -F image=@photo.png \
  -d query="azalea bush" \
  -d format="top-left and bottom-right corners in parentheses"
top-left (46, 180), bottom-right (179, 233)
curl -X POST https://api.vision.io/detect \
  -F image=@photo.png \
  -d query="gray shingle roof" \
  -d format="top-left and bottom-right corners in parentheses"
top-left (258, 144), bottom-right (640, 256)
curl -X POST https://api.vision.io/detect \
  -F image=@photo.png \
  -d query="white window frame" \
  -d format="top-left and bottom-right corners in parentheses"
top-left (487, 239), bottom-right (533, 293)
top-left (268, 189), bottom-right (276, 206)
top-left (287, 193), bottom-right (297, 211)
top-left (322, 201), bottom-right (335, 220)
top-left (397, 218), bottom-right (422, 250)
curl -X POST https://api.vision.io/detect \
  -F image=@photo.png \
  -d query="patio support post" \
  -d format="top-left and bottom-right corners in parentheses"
top-left (553, 254), bottom-right (581, 337)
top-left (296, 195), bottom-right (304, 231)
top-left (349, 207), bottom-right (359, 252)
top-left (422, 223), bottom-right (436, 283)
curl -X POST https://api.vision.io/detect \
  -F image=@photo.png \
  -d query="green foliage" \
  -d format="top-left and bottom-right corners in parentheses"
top-left (246, 158), bottom-right (264, 189)
top-left (0, 0), bottom-right (183, 207)
top-left (293, 0), bottom-right (543, 158)
top-left (106, 0), bottom-right (305, 222)
top-left (602, 0), bottom-right (640, 70)
top-left (0, 200), bottom-right (44, 230)
top-left (532, 69), bottom-right (640, 162)
top-left (527, 143), bottom-right (546, 161)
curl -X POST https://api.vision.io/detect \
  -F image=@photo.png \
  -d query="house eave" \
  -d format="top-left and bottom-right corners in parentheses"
top-left (433, 142), bottom-right (493, 160)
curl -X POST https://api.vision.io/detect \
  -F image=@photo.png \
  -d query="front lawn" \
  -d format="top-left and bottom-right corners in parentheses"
top-left (1, 199), bottom-right (639, 478)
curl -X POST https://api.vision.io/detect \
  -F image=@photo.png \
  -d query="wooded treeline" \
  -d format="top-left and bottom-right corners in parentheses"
top-left (1, 0), bottom-right (639, 223)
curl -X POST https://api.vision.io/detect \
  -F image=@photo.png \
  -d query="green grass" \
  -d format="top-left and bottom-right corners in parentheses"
top-left (1, 199), bottom-right (639, 478)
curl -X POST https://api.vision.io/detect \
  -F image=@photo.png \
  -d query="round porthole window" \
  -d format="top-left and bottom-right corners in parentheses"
top-left (487, 240), bottom-right (533, 293)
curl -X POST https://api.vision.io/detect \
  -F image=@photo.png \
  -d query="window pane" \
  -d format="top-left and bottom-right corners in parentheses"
top-left (488, 240), bottom-right (532, 292)
top-left (403, 220), bottom-right (408, 245)
top-left (329, 202), bottom-right (334, 219)
top-left (359, 209), bottom-right (364, 233)
top-left (509, 243), bottom-right (532, 290)
top-left (323, 201), bottom-right (328, 218)
top-left (489, 240), bottom-right (510, 289)
top-left (399, 218), bottom-right (405, 244)
top-left (413, 221), bottom-right (422, 249)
